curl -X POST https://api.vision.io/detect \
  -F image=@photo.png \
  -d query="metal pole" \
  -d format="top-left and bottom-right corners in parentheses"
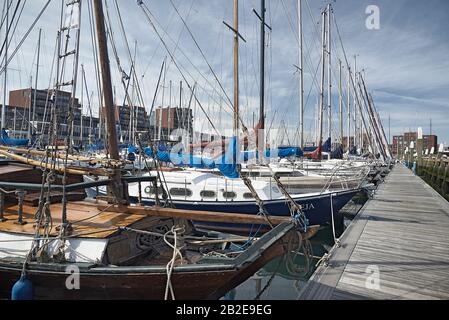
top-left (298, 0), bottom-right (304, 149)
top-left (347, 64), bottom-right (351, 151)
top-left (233, 0), bottom-right (239, 136)
top-left (1, 1), bottom-right (9, 129)
top-left (317, 8), bottom-right (327, 159)
top-left (259, 0), bottom-right (266, 133)
top-left (327, 3), bottom-right (332, 144)
top-left (32, 28), bottom-right (42, 140)
top-left (339, 59), bottom-right (343, 146)
top-left (353, 55), bottom-right (358, 150)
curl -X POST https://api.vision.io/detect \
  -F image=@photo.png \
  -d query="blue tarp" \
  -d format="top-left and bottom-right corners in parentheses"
top-left (0, 129), bottom-right (29, 146)
top-left (241, 147), bottom-right (303, 161)
top-left (303, 138), bottom-right (332, 153)
top-left (144, 137), bottom-right (240, 179)
top-left (87, 142), bottom-right (129, 152)
top-left (143, 139), bottom-right (305, 179)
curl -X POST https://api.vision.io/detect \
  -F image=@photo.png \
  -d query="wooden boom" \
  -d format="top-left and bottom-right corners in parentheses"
top-left (0, 146), bottom-right (128, 168)
top-left (0, 149), bottom-right (111, 176)
top-left (99, 204), bottom-right (290, 226)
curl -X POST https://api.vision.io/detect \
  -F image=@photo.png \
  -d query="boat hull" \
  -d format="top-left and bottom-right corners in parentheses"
top-left (132, 189), bottom-right (359, 234)
top-left (0, 223), bottom-right (295, 300)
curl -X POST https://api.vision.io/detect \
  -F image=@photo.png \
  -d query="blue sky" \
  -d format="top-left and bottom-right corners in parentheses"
top-left (4, 0), bottom-right (449, 146)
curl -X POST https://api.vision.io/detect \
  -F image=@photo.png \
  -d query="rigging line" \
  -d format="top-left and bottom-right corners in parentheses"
top-left (141, 0), bottom-right (190, 79)
top-left (0, 0), bottom-right (23, 61)
top-left (166, 0), bottom-right (233, 111)
top-left (0, 0), bottom-right (13, 33)
top-left (0, 0), bottom-right (48, 76)
top-left (87, 0), bottom-right (104, 143)
top-left (104, 0), bottom-right (136, 122)
top-left (112, 0), bottom-right (145, 105)
top-left (139, 1), bottom-right (234, 116)
top-left (159, 0), bottom-right (195, 79)
top-left (37, 30), bottom-right (58, 140)
top-left (331, 10), bottom-right (367, 128)
top-left (139, 2), bottom-right (222, 136)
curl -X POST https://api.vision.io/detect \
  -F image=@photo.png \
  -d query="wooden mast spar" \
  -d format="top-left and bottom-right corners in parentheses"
top-left (92, 0), bottom-right (124, 202)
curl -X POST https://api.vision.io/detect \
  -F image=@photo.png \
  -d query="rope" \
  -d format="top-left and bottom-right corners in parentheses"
top-left (329, 193), bottom-right (340, 247)
top-left (163, 225), bottom-right (185, 300)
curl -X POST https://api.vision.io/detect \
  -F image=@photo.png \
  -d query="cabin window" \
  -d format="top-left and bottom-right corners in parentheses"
top-left (223, 191), bottom-right (237, 199)
top-left (144, 186), bottom-right (163, 196)
top-left (200, 190), bottom-right (216, 198)
top-left (243, 193), bottom-right (254, 199)
top-left (170, 188), bottom-right (193, 197)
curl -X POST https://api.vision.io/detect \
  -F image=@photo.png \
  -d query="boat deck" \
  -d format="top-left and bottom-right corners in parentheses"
top-left (0, 200), bottom-right (145, 239)
top-left (299, 164), bottom-right (449, 300)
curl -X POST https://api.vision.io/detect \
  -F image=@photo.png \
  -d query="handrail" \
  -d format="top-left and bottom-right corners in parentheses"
top-left (0, 175), bottom-right (157, 193)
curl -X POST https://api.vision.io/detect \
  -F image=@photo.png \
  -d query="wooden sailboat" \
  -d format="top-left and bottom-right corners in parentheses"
top-left (0, 0), bottom-right (313, 300)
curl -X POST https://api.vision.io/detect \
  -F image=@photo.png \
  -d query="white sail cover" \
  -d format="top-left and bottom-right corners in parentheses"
top-left (64, 1), bottom-right (80, 30)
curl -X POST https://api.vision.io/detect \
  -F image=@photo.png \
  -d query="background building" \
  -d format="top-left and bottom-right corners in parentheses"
top-left (155, 107), bottom-right (193, 141)
top-left (5, 88), bottom-right (153, 147)
top-left (392, 131), bottom-right (438, 157)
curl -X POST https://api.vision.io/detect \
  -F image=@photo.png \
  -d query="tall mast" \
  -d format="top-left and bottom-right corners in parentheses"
top-left (317, 7), bottom-right (327, 159)
top-left (298, 0), bottom-right (304, 149)
top-left (233, 0), bottom-right (239, 136)
top-left (31, 28), bottom-right (42, 140)
top-left (93, 0), bottom-right (123, 200)
top-left (1, 2), bottom-right (9, 129)
top-left (327, 3), bottom-right (332, 144)
top-left (353, 55), bottom-right (358, 150)
top-left (347, 64), bottom-right (351, 151)
top-left (259, 0), bottom-right (266, 132)
top-left (339, 59), bottom-right (343, 146)
top-left (81, 63), bottom-right (84, 147)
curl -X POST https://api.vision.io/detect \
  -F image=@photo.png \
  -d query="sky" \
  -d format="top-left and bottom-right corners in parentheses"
top-left (2, 0), bottom-right (449, 146)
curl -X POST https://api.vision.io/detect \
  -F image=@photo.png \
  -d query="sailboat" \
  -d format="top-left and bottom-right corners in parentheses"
top-left (0, 0), bottom-right (312, 300)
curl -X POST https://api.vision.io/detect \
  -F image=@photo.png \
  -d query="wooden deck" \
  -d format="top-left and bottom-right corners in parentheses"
top-left (0, 200), bottom-right (145, 239)
top-left (299, 164), bottom-right (449, 300)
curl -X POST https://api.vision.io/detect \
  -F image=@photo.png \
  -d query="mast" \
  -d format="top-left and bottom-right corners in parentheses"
top-left (233, 0), bottom-right (239, 136)
top-left (1, 2), bottom-right (9, 129)
top-left (80, 63), bottom-right (84, 147)
top-left (353, 55), bottom-right (358, 150)
top-left (298, 0), bottom-right (304, 149)
top-left (259, 0), bottom-right (266, 133)
top-left (347, 64), bottom-right (351, 151)
top-left (93, 0), bottom-right (123, 200)
top-left (327, 3), bottom-right (332, 145)
top-left (339, 59), bottom-right (343, 146)
top-left (317, 7), bottom-right (327, 159)
top-left (31, 28), bottom-right (42, 140)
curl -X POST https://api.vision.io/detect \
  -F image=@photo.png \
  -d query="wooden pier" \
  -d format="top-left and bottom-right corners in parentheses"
top-left (299, 164), bottom-right (449, 300)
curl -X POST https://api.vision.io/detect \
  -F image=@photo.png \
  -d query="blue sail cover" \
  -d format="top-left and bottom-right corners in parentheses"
top-left (303, 138), bottom-right (332, 153)
top-left (144, 137), bottom-right (240, 179)
top-left (144, 138), bottom-right (305, 178)
top-left (241, 147), bottom-right (303, 161)
top-left (0, 129), bottom-right (29, 146)
top-left (87, 142), bottom-right (129, 152)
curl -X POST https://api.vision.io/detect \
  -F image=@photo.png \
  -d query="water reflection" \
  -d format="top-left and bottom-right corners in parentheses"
top-left (225, 194), bottom-right (367, 300)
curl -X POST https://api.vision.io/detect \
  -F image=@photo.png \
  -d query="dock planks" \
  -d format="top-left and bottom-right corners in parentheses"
top-left (299, 164), bottom-right (449, 300)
